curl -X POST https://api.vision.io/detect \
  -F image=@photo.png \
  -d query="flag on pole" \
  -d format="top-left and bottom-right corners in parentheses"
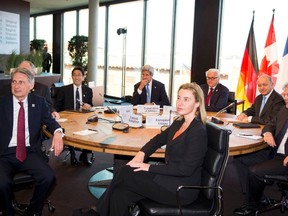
top-left (275, 36), bottom-right (288, 93)
top-left (236, 13), bottom-right (259, 110)
top-left (258, 11), bottom-right (279, 85)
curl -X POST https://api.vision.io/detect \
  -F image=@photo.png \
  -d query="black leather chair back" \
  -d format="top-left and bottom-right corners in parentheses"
top-left (227, 91), bottom-right (236, 114)
top-left (132, 122), bottom-right (230, 216)
top-left (202, 122), bottom-right (230, 199)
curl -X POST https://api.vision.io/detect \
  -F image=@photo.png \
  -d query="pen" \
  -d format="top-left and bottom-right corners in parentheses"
top-left (239, 133), bottom-right (252, 136)
top-left (88, 128), bottom-right (98, 132)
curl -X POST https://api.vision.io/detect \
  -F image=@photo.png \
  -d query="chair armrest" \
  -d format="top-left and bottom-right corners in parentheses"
top-left (176, 185), bottom-right (223, 216)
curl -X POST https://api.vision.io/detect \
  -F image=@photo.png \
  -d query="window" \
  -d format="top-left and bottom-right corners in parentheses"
top-left (107, 1), bottom-right (143, 97)
top-left (63, 11), bottom-right (77, 84)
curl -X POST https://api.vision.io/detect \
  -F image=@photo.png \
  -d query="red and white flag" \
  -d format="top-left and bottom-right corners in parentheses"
top-left (259, 12), bottom-right (279, 85)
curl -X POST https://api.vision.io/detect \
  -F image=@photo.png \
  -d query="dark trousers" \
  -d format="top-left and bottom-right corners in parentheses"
top-left (0, 152), bottom-right (55, 216)
top-left (234, 148), bottom-right (270, 194)
top-left (247, 154), bottom-right (288, 208)
top-left (97, 165), bottom-right (184, 216)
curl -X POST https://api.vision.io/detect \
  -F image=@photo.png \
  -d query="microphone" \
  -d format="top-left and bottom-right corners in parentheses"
top-left (210, 103), bottom-right (235, 124)
top-left (99, 93), bottom-right (129, 132)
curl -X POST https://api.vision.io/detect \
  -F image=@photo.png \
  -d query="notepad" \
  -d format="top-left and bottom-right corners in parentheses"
top-left (233, 123), bottom-right (261, 128)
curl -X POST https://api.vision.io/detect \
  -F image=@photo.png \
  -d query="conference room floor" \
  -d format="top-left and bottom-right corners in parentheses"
top-left (14, 139), bottom-right (284, 216)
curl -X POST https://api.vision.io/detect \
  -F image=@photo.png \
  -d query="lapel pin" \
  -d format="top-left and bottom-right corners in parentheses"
top-left (32, 104), bottom-right (35, 107)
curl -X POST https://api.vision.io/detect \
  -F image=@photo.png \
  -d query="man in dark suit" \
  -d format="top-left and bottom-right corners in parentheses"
top-left (55, 66), bottom-right (93, 166)
top-left (234, 75), bottom-right (285, 196)
top-left (233, 83), bottom-right (288, 216)
top-left (200, 68), bottom-right (229, 112)
top-left (0, 61), bottom-right (60, 119)
top-left (131, 65), bottom-right (170, 107)
top-left (237, 74), bottom-right (284, 125)
top-left (0, 67), bottom-right (63, 216)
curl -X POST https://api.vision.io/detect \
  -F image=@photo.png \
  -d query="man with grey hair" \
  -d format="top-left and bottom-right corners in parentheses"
top-left (0, 60), bottom-right (60, 120)
top-left (0, 67), bottom-right (63, 215)
top-left (131, 65), bottom-right (170, 107)
top-left (200, 68), bottom-right (229, 112)
top-left (237, 74), bottom-right (284, 125)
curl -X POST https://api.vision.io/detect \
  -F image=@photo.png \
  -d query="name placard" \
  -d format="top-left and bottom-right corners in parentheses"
top-left (137, 105), bottom-right (160, 114)
top-left (122, 113), bottom-right (143, 128)
top-left (162, 105), bottom-right (177, 115)
top-left (146, 115), bottom-right (170, 128)
top-left (119, 105), bottom-right (133, 116)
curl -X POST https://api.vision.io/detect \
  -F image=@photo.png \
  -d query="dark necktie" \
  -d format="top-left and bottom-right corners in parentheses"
top-left (146, 85), bottom-right (151, 103)
top-left (76, 87), bottom-right (80, 110)
top-left (16, 101), bottom-right (26, 162)
top-left (205, 87), bottom-right (213, 106)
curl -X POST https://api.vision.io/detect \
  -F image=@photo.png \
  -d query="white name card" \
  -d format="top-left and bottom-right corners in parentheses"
top-left (162, 106), bottom-right (177, 115)
top-left (119, 105), bottom-right (133, 116)
top-left (137, 105), bottom-right (160, 114)
top-left (146, 115), bottom-right (170, 128)
top-left (122, 113), bottom-right (143, 128)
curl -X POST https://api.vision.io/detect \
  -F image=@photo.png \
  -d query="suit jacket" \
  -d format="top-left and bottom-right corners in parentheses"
top-left (262, 106), bottom-right (288, 157)
top-left (0, 93), bottom-right (61, 156)
top-left (140, 117), bottom-right (207, 199)
top-left (200, 83), bottom-right (229, 112)
top-left (54, 84), bottom-right (93, 112)
top-left (131, 79), bottom-right (170, 107)
top-left (0, 82), bottom-right (55, 112)
top-left (243, 89), bottom-right (285, 125)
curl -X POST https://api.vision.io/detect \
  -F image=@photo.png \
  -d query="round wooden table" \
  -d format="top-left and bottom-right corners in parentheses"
top-left (43, 110), bottom-right (267, 157)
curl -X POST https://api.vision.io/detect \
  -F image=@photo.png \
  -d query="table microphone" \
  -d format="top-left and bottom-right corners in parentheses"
top-left (99, 93), bottom-right (129, 132)
top-left (211, 103), bottom-right (234, 124)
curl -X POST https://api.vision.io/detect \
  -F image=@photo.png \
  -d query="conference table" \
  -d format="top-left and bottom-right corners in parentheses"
top-left (43, 110), bottom-right (267, 157)
top-left (43, 109), bottom-right (267, 198)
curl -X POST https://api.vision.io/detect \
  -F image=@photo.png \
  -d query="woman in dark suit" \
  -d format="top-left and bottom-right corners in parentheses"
top-left (75, 82), bottom-right (208, 216)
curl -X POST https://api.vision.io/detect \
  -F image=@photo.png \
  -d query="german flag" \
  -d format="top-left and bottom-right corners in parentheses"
top-left (236, 13), bottom-right (259, 110)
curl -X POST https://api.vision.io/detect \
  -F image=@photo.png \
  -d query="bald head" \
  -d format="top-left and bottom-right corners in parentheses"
top-left (18, 61), bottom-right (36, 75)
top-left (257, 75), bottom-right (273, 96)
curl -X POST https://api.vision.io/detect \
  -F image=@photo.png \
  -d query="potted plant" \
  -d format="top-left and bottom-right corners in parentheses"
top-left (29, 39), bottom-right (46, 73)
top-left (67, 35), bottom-right (88, 70)
top-left (30, 39), bottom-right (46, 52)
top-left (5, 51), bottom-right (26, 75)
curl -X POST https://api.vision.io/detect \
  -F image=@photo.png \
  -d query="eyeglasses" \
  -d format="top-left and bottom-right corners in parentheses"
top-left (206, 77), bottom-right (219, 80)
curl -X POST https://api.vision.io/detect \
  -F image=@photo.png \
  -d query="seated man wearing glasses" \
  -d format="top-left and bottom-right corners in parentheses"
top-left (200, 68), bottom-right (229, 112)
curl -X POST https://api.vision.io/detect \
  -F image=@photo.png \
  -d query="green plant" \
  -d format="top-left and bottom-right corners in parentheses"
top-left (67, 35), bottom-right (88, 69)
top-left (30, 39), bottom-right (46, 52)
top-left (5, 51), bottom-right (26, 71)
top-left (26, 51), bottom-right (43, 68)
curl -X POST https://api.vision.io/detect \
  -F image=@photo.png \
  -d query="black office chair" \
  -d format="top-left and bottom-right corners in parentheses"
top-left (226, 91), bottom-right (237, 114)
top-left (255, 174), bottom-right (288, 215)
top-left (0, 145), bottom-right (55, 215)
top-left (130, 121), bottom-right (231, 216)
top-left (12, 172), bottom-right (55, 215)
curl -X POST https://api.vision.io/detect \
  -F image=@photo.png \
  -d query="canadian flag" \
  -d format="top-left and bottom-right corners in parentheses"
top-left (259, 12), bottom-right (279, 85)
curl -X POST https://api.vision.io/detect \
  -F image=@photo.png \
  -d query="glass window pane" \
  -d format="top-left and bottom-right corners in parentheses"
top-left (30, 17), bottom-right (34, 40)
top-left (63, 11), bottom-right (77, 84)
top-left (173, 0), bottom-right (194, 105)
top-left (145, 0), bottom-right (173, 102)
top-left (107, 1), bottom-right (143, 97)
top-left (35, 15), bottom-right (53, 72)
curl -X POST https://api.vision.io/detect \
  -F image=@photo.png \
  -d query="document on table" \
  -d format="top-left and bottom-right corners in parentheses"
top-left (73, 129), bottom-right (98, 136)
top-left (236, 133), bottom-right (262, 140)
